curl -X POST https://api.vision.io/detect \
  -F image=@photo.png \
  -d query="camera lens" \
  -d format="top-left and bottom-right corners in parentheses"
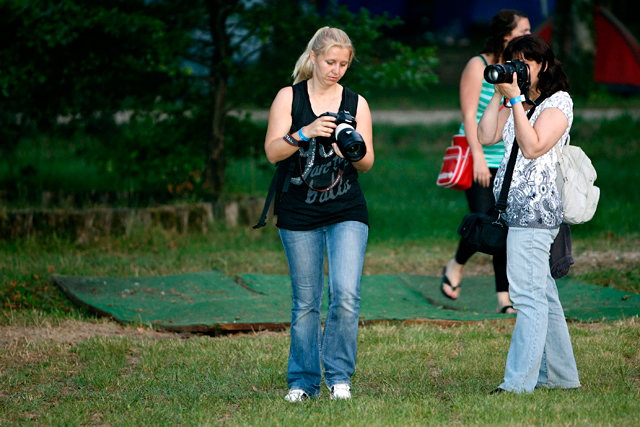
top-left (484, 64), bottom-right (515, 84)
top-left (335, 123), bottom-right (366, 162)
top-left (346, 143), bottom-right (363, 158)
top-left (485, 67), bottom-right (503, 83)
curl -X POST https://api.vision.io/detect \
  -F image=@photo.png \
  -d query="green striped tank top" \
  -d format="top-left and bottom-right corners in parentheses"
top-left (458, 55), bottom-right (504, 168)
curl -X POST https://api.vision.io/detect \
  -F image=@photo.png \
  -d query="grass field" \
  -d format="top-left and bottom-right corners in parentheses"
top-left (1, 314), bottom-right (638, 426)
top-left (1, 113), bottom-right (639, 425)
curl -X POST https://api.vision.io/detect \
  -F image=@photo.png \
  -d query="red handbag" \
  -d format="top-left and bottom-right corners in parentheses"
top-left (436, 134), bottom-right (473, 191)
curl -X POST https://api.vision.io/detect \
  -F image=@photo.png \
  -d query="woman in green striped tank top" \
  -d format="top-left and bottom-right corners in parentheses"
top-left (441, 10), bottom-right (530, 314)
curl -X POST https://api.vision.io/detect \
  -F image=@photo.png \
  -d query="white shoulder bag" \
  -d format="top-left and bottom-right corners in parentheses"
top-left (554, 136), bottom-right (600, 224)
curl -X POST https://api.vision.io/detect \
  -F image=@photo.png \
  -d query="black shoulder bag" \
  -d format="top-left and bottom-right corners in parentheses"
top-left (457, 102), bottom-right (542, 255)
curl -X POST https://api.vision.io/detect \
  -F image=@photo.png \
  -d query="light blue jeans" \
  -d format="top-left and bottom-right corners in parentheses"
top-left (279, 221), bottom-right (369, 397)
top-left (500, 227), bottom-right (581, 393)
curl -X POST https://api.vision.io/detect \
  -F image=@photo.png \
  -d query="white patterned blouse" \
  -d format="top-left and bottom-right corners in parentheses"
top-left (493, 91), bottom-right (573, 228)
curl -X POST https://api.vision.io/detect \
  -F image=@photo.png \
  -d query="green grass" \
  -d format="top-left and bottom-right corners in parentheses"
top-left (1, 317), bottom-right (638, 426)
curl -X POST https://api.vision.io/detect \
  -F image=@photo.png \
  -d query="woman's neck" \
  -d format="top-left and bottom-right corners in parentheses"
top-left (307, 78), bottom-right (342, 115)
top-left (308, 78), bottom-right (339, 96)
top-left (524, 88), bottom-right (543, 109)
top-left (528, 86), bottom-right (541, 101)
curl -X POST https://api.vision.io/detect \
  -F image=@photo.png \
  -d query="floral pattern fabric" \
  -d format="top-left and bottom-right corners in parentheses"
top-left (493, 91), bottom-right (573, 228)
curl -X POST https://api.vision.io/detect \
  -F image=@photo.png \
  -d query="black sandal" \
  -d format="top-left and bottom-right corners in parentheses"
top-left (499, 305), bottom-right (516, 314)
top-left (440, 266), bottom-right (460, 300)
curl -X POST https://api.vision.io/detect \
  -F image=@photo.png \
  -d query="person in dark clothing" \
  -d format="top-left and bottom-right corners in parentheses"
top-left (441, 10), bottom-right (530, 315)
top-left (263, 26), bottom-right (374, 402)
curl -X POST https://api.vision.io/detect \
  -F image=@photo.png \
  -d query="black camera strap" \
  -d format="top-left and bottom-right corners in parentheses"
top-left (299, 156), bottom-right (344, 192)
top-left (495, 98), bottom-right (545, 214)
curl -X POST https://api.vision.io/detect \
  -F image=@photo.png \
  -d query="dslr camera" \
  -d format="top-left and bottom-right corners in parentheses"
top-left (484, 59), bottom-right (531, 95)
top-left (319, 110), bottom-right (367, 162)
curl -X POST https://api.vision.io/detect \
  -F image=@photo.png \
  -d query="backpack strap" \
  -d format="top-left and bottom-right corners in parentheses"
top-left (253, 159), bottom-right (295, 229)
top-left (253, 167), bottom-right (279, 229)
top-left (554, 135), bottom-right (569, 178)
top-left (341, 86), bottom-right (359, 119)
top-left (291, 82), bottom-right (306, 127)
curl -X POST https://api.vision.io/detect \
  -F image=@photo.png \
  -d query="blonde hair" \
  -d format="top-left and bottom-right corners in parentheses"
top-left (292, 27), bottom-right (355, 84)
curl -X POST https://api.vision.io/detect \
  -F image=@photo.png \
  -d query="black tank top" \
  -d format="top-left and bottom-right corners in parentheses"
top-left (276, 80), bottom-right (369, 231)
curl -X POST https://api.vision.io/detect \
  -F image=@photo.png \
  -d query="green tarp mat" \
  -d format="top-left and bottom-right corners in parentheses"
top-left (52, 271), bottom-right (640, 332)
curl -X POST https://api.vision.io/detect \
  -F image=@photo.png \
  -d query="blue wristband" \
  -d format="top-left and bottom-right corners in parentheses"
top-left (508, 95), bottom-right (526, 107)
top-left (298, 127), bottom-right (310, 142)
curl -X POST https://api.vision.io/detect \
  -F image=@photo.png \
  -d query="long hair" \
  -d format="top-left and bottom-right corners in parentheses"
top-left (481, 9), bottom-right (528, 59)
top-left (504, 34), bottom-right (570, 97)
top-left (292, 27), bottom-right (354, 84)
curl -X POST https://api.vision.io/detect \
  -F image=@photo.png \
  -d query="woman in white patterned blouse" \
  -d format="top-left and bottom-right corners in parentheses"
top-left (478, 34), bottom-right (580, 394)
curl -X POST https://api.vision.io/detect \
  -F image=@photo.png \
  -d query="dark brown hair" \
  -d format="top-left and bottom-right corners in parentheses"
top-left (503, 34), bottom-right (570, 97)
top-left (481, 9), bottom-right (528, 59)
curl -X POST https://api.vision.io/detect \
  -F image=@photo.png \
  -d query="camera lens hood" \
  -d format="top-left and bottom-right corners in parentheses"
top-left (335, 123), bottom-right (354, 136)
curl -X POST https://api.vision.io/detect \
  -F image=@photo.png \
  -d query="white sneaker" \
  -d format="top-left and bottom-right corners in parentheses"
top-left (284, 389), bottom-right (308, 402)
top-left (329, 384), bottom-right (351, 400)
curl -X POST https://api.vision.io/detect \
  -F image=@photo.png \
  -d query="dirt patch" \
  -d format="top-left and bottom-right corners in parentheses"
top-left (572, 250), bottom-right (640, 272)
top-left (430, 250), bottom-right (640, 277)
top-left (0, 320), bottom-right (178, 346)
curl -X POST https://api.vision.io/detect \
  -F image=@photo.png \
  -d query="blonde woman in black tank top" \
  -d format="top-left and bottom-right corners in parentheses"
top-left (263, 27), bottom-right (373, 402)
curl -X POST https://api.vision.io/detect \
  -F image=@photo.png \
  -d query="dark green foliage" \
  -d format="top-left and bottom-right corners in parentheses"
top-left (0, 0), bottom-right (438, 197)
top-left (230, 1), bottom-right (438, 107)
top-left (0, 0), bottom-right (199, 128)
top-left (92, 114), bottom-right (207, 197)
top-left (224, 115), bottom-right (266, 159)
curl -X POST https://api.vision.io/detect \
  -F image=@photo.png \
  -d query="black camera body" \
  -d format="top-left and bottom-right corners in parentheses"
top-left (484, 59), bottom-right (537, 105)
top-left (319, 110), bottom-right (366, 162)
top-left (484, 59), bottom-right (529, 85)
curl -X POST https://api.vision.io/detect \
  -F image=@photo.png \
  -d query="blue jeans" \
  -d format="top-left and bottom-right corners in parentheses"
top-left (279, 221), bottom-right (369, 396)
top-left (500, 227), bottom-right (581, 393)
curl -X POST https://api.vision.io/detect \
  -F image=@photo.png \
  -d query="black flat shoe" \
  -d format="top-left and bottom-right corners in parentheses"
top-left (489, 387), bottom-right (506, 395)
top-left (440, 266), bottom-right (461, 300)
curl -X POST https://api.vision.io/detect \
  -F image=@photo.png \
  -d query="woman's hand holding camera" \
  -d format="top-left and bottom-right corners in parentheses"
top-left (303, 115), bottom-right (337, 140)
top-left (301, 116), bottom-right (345, 158)
top-left (495, 72), bottom-right (522, 102)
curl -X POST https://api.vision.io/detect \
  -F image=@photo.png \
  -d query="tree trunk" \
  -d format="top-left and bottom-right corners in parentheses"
top-left (203, 70), bottom-right (228, 197)
top-left (202, 0), bottom-right (237, 196)
top-left (552, 0), bottom-right (596, 97)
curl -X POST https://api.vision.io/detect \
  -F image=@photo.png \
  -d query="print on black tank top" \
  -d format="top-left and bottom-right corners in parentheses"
top-left (276, 80), bottom-right (369, 231)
